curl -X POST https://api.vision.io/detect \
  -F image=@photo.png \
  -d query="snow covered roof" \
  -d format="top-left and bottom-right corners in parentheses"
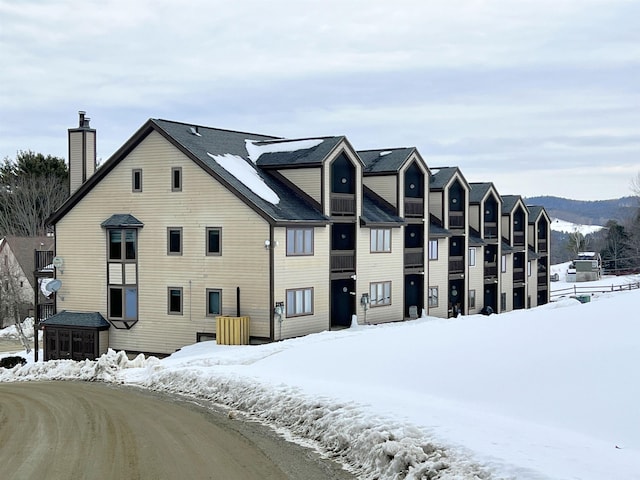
top-left (358, 147), bottom-right (416, 174)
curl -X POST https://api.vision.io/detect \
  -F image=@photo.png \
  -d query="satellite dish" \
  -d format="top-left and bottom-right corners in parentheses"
top-left (46, 279), bottom-right (62, 293)
top-left (52, 257), bottom-right (64, 269)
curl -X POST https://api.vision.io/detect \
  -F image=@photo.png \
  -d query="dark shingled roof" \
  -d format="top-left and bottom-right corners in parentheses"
top-left (152, 119), bottom-right (329, 224)
top-left (255, 137), bottom-right (344, 167)
top-left (0, 236), bottom-right (54, 287)
top-left (527, 205), bottom-right (544, 223)
top-left (469, 228), bottom-right (486, 246)
top-left (361, 191), bottom-right (404, 226)
top-left (429, 167), bottom-right (459, 189)
top-left (502, 241), bottom-right (515, 253)
top-left (358, 148), bottom-right (415, 174)
top-left (42, 311), bottom-right (110, 329)
top-left (429, 222), bottom-right (452, 238)
top-left (469, 182), bottom-right (493, 203)
top-left (101, 214), bottom-right (144, 228)
top-left (528, 247), bottom-right (540, 260)
top-left (501, 195), bottom-right (521, 214)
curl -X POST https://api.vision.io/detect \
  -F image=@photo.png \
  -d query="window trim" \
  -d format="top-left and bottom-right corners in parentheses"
top-left (370, 281), bottom-right (392, 307)
top-left (206, 227), bottom-right (222, 256)
top-left (171, 167), bottom-right (182, 192)
top-left (528, 260), bottom-right (532, 277)
top-left (469, 289), bottom-right (476, 309)
top-left (108, 286), bottom-right (138, 321)
top-left (285, 287), bottom-right (314, 317)
top-left (370, 228), bottom-right (392, 253)
top-left (428, 239), bottom-right (438, 260)
top-left (168, 287), bottom-right (183, 315)
top-left (206, 288), bottom-right (222, 317)
top-left (286, 228), bottom-right (314, 256)
top-left (167, 227), bottom-right (183, 256)
top-left (428, 286), bottom-right (439, 308)
top-left (132, 169), bottom-right (142, 193)
top-left (108, 228), bottom-right (137, 262)
top-left (501, 254), bottom-right (507, 273)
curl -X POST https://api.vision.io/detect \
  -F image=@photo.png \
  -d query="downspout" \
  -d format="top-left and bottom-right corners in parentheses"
top-left (269, 224), bottom-right (275, 341)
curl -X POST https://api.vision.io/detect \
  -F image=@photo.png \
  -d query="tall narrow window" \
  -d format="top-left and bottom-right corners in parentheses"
top-left (528, 260), bottom-right (532, 277)
top-left (107, 227), bottom-right (139, 326)
top-left (286, 288), bottom-right (313, 316)
top-left (206, 289), bottom-right (222, 316)
top-left (428, 240), bottom-right (438, 260)
top-left (469, 248), bottom-right (476, 266)
top-left (428, 287), bottom-right (438, 307)
top-left (206, 227), bottom-right (222, 255)
top-left (132, 169), bottom-right (142, 192)
top-left (172, 167), bottom-right (182, 192)
top-left (370, 228), bottom-right (391, 253)
top-left (167, 227), bottom-right (182, 255)
top-left (501, 292), bottom-right (507, 311)
top-left (469, 289), bottom-right (476, 309)
top-left (168, 287), bottom-right (183, 314)
top-left (370, 281), bottom-right (391, 307)
top-left (286, 228), bottom-right (313, 256)
top-left (501, 255), bottom-right (507, 272)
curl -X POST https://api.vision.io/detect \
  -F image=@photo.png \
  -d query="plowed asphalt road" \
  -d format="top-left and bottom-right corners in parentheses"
top-left (0, 381), bottom-right (354, 479)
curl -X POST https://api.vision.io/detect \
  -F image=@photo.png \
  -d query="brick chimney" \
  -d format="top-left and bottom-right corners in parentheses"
top-left (68, 110), bottom-right (97, 195)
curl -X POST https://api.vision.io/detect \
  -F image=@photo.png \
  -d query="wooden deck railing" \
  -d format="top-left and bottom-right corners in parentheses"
top-left (404, 247), bottom-right (423, 268)
top-left (404, 198), bottom-right (424, 217)
top-left (330, 250), bottom-right (355, 272)
top-left (330, 193), bottom-right (356, 215)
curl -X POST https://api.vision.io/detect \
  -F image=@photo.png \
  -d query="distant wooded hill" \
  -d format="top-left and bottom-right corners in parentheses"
top-left (525, 196), bottom-right (638, 226)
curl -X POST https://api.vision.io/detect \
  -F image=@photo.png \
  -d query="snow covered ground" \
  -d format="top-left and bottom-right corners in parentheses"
top-left (2, 278), bottom-right (640, 479)
top-left (550, 218), bottom-right (604, 235)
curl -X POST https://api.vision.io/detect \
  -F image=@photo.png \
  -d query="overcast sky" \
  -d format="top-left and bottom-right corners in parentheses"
top-left (1, 0), bottom-right (638, 201)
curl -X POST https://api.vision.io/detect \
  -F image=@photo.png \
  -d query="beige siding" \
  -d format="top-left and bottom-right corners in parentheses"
top-left (363, 175), bottom-right (397, 208)
top-left (56, 131), bottom-right (271, 354)
top-left (280, 168), bottom-right (322, 204)
top-left (356, 227), bottom-right (404, 324)
top-left (69, 131), bottom-right (84, 194)
top-left (468, 246), bottom-right (484, 314)
top-left (501, 253), bottom-right (514, 312)
top-left (469, 204), bottom-right (480, 232)
top-left (502, 215), bottom-right (511, 243)
top-left (98, 330), bottom-right (109, 356)
top-left (273, 226), bottom-right (330, 339)
top-left (429, 191), bottom-right (443, 220)
top-left (85, 132), bottom-right (96, 178)
top-left (427, 238), bottom-right (449, 318)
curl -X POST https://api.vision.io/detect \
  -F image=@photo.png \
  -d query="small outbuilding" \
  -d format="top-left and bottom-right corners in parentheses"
top-left (41, 311), bottom-right (110, 361)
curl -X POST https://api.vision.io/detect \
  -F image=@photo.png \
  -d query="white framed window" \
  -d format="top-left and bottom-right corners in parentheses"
top-left (286, 228), bottom-right (313, 256)
top-left (286, 288), bottom-right (313, 317)
top-left (370, 228), bottom-right (391, 253)
top-left (428, 287), bottom-right (438, 307)
top-left (370, 281), bottom-right (391, 307)
top-left (469, 247), bottom-right (476, 266)
top-left (428, 240), bottom-right (438, 260)
top-left (501, 255), bottom-right (507, 273)
top-left (528, 260), bottom-right (532, 277)
top-left (469, 289), bottom-right (476, 309)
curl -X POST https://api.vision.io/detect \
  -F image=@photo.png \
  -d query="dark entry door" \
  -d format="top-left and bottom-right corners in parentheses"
top-left (331, 279), bottom-right (355, 328)
top-left (404, 274), bottom-right (423, 318)
top-left (484, 284), bottom-right (497, 311)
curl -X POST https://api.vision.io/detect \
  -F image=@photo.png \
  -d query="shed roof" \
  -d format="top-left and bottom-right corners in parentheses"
top-left (41, 311), bottom-right (110, 329)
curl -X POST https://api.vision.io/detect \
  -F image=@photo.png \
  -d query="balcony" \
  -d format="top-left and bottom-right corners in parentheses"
top-left (448, 211), bottom-right (464, 229)
top-left (538, 273), bottom-right (548, 286)
top-left (404, 198), bottom-right (424, 217)
top-left (537, 238), bottom-right (548, 253)
top-left (513, 231), bottom-right (525, 246)
top-left (404, 247), bottom-right (424, 268)
top-left (484, 223), bottom-right (498, 240)
top-left (35, 250), bottom-right (55, 271)
top-left (449, 256), bottom-right (464, 274)
top-left (330, 250), bottom-right (355, 272)
top-left (37, 303), bottom-right (55, 322)
top-left (330, 193), bottom-right (356, 216)
top-left (514, 268), bottom-right (525, 282)
top-left (484, 262), bottom-right (498, 278)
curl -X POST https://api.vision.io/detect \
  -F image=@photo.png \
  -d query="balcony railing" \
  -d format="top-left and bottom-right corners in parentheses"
top-left (484, 223), bottom-right (498, 239)
top-left (538, 273), bottom-right (548, 286)
top-left (449, 211), bottom-right (464, 229)
top-left (330, 193), bottom-right (356, 216)
top-left (34, 250), bottom-right (54, 271)
top-left (330, 250), bottom-right (355, 272)
top-left (449, 256), bottom-right (464, 274)
top-left (484, 262), bottom-right (498, 278)
top-left (537, 238), bottom-right (548, 252)
top-left (37, 303), bottom-right (55, 322)
top-left (404, 247), bottom-right (424, 268)
top-left (513, 231), bottom-right (525, 246)
top-left (404, 198), bottom-right (424, 217)
top-left (514, 268), bottom-right (525, 282)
